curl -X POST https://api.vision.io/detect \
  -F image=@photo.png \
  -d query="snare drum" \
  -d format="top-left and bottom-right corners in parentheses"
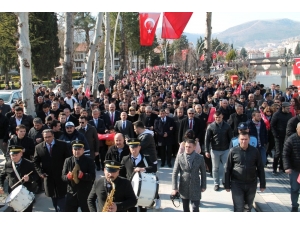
top-left (130, 172), bottom-right (159, 208)
top-left (5, 185), bottom-right (35, 212)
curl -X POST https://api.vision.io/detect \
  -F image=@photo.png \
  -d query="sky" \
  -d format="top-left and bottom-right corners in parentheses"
top-left (4, 0), bottom-right (300, 35)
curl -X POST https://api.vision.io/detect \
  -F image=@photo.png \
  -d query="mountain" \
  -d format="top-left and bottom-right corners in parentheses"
top-left (163, 19), bottom-right (300, 49)
top-left (213, 19), bottom-right (300, 48)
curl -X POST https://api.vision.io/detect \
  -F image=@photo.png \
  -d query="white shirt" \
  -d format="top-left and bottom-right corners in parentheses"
top-left (64, 96), bottom-right (78, 109)
top-left (46, 140), bottom-right (55, 154)
top-left (15, 117), bottom-right (22, 126)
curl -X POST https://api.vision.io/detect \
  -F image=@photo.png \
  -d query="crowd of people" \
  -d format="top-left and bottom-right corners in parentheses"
top-left (0, 67), bottom-right (299, 212)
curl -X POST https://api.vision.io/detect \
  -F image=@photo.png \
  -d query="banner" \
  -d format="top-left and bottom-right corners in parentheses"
top-left (182, 49), bottom-right (188, 60)
top-left (212, 52), bottom-right (217, 59)
top-left (139, 13), bottom-right (160, 46)
top-left (200, 54), bottom-right (205, 61)
top-left (233, 84), bottom-right (242, 95)
top-left (260, 109), bottom-right (270, 130)
top-left (161, 12), bottom-right (193, 39)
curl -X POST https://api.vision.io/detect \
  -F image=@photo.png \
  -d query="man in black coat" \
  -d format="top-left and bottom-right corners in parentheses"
top-left (0, 98), bottom-right (11, 116)
top-left (36, 103), bottom-right (51, 124)
top-left (7, 124), bottom-right (35, 161)
top-left (62, 140), bottom-right (95, 212)
top-left (103, 103), bottom-right (121, 130)
top-left (28, 117), bottom-right (47, 146)
top-left (0, 146), bottom-right (38, 212)
top-left (0, 108), bottom-right (9, 155)
top-left (87, 160), bottom-right (137, 212)
top-left (105, 133), bottom-right (130, 163)
top-left (138, 106), bottom-right (158, 131)
top-left (8, 106), bottom-right (33, 138)
top-left (33, 129), bottom-right (71, 212)
top-left (120, 139), bottom-right (157, 212)
top-left (285, 112), bottom-right (300, 138)
top-left (227, 104), bottom-right (248, 136)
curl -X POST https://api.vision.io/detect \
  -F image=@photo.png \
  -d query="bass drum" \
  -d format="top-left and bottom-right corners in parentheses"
top-left (130, 172), bottom-right (159, 208)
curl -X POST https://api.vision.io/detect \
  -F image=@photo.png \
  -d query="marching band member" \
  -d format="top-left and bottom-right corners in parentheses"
top-left (0, 145), bottom-right (38, 212)
top-left (62, 140), bottom-right (95, 212)
top-left (120, 138), bottom-right (157, 212)
top-left (87, 160), bottom-right (137, 212)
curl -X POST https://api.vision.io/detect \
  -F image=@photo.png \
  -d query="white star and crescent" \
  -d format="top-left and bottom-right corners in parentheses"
top-left (144, 17), bottom-right (155, 34)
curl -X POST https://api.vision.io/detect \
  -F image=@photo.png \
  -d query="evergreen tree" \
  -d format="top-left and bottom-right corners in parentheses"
top-left (295, 43), bottom-right (300, 55)
top-left (29, 12), bottom-right (60, 81)
top-left (240, 47), bottom-right (247, 58)
top-left (226, 49), bottom-right (237, 61)
top-left (74, 12), bottom-right (96, 49)
top-left (0, 12), bottom-right (18, 82)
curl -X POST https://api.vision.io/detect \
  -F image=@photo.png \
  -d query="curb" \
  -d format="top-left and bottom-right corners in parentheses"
top-left (253, 192), bottom-right (273, 212)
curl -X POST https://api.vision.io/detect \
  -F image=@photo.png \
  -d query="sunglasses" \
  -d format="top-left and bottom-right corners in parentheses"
top-left (188, 113), bottom-right (194, 115)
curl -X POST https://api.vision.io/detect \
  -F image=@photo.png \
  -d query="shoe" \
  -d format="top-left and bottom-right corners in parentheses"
top-left (168, 164), bottom-right (172, 168)
top-left (272, 171), bottom-right (278, 176)
top-left (161, 163), bottom-right (165, 167)
top-left (214, 185), bottom-right (219, 191)
top-left (291, 207), bottom-right (298, 212)
top-left (154, 199), bottom-right (161, 209)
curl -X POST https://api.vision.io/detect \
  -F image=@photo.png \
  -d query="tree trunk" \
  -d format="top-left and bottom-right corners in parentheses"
top-left (203, 12), bottom-right (212, 75)
top-left (92, 48), bottom-right (99, 97)
top-left (136, 51), bottom-right (140, 70)
top-left (84, 12), bottom-right (104, 91)
top-left (103, 12), bottom-right (111, 88)
top-left (118, 15), bottom-right (125, 80)
top-left (14, 12), bottom-right (35, 116)
top-left (61, 12), bottom-right (74, 97)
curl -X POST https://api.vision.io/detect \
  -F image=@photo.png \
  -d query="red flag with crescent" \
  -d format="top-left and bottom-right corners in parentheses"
top-left (218, 51), bottom-right (223, 56)
top-left (293, 58), bottom-right (300, 75)
top-left (161, 12), bottom-right (193, 39)
top-left (207, 107), bottom-right (216, 125)
top-left (85, 86), bottom-right (90, 98)
top-left (260, 109), bottom-right (270, 130)
top-left (139, 13), bottom-right (160, 46)
top-left (233, 84), bottom-right (242, 95)
top-left (212, 52), bottom-right (217, 59)
top-left (200, 54), bottom-right (205, 61)
top-left (98, 133), bottom-right (115, 141)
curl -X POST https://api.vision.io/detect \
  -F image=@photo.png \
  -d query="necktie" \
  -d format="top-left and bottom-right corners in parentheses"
top-left (122, 121), bottom-right (125, 129)
top-left (49, 143), bottom-right (52, 156)
top-left (189, 120), bottom-right (193, 129)
top-left (94, 119), bottom-right (98, 127)
top-left (272, 90), bottom-right (275, 98)
top-left (111, 113), bottom-right (114, 124)
top-left (132, 157), bottom-right (137, 167)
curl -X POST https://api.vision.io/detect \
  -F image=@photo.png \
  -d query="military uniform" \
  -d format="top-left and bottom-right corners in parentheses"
top-left (87, 160), bottom-right (137, 212)
top-left (62, 140), bottom-right (96, 212)
top-left (0, 146), bottom-right (38, 212)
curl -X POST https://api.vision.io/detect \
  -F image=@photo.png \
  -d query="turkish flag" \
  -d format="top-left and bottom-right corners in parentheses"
top-left (212, 52), bottom-right (217, 59)
top-left (139, 13), bottom-right (160, 46)
top-left (85, 86), bottom-right (90, 98)
top-left (161, 12), bottom-right (193, 39)
top-left (98, 133), bottom-right (115, 141)
top-left (293, 58), bottom-right (300, 75)
top-left (182, 49), bottom-right (188, 60)
top-left (260, 109), bottom-right (270, 130)
top-left (200, 54), bottom-right (205, 61)
top-left (218, 51), bottom-right (223, 56)
top-left (233, 84), bottom-right (242, 95)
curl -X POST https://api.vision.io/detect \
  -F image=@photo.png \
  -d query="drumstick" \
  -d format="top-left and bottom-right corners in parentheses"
top-left (11, 171), bottom-right (33, 189)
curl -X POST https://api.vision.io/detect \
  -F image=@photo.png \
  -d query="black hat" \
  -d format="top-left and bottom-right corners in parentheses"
top-left (104, 160), bottom-right (121, 173)
top-left (238, 122), bottom-right (249, 130)
top-left (127, 138), bottom-right (141, 148)
top-left (9, 145), bottom-right (23, 155)
top-left (71, 140), bottom-right (84, 149)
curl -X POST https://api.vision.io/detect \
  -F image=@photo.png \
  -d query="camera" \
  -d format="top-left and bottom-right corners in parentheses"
top-left (170, 192), bottom-right (180, 200)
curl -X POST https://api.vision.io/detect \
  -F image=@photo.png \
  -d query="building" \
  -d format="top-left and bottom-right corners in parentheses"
top-left (73, 43), bottom-right (88, 72)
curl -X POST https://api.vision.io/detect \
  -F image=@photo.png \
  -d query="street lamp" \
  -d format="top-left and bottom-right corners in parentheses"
top-left (279, 53), bottom-right (294, 90)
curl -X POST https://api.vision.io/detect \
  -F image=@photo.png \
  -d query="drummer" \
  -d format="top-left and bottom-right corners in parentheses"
top-left (0, 145), bottom-right (38, 212)
top-left (120, 138), bottom-right (157, 212)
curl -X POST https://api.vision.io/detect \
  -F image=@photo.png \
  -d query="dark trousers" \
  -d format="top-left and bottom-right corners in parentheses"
top-left (65, 192), bottom-right (90, 212)
top-left (128, 206), bottom-right (147, 212)
top-left (51, 196), bottom-right (66, 212)
top-left (289, 170), bottom-right (300, 208)
top-left (100, 146), bottom-right (108, 169)
top-left (159, 145), bottom-right (172, 165)
top-left (273, 137), bottom-right (284, 172)
top-left (94, 154), bottom-right (100, 169)
top-left (201, 151), bottom-right (212, 173)
top-left (231, 182), bottom-right (257, 212)
top-left (182, 199), bottom-right (200, 212)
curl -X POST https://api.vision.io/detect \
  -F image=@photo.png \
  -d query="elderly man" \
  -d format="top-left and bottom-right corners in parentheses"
top-left (114, 112), bottom-right (134, 138)
top-left (103, 103), bottom-right (121, 130)
top-left (105, 133), bottom-right (130, 162)
top-left (138, 106), bottom-right (157, 131)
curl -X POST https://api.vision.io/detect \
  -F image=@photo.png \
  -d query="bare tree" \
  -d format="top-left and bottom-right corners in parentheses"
top-left (14, 12), bottom-right (35, 116)
top-left (103, 12), bottom-right (111, 88)
top-left (84, 12), bottom-right (104, 92)
top-left (203, 12), bottom-right (212, 75)
top-left (61, 12), bottom-right (74, 97)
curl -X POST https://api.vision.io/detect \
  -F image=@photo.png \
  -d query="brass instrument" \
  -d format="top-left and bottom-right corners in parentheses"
top-left (72, 163), bottom-right (80, 184)
top-left (102, 179), bottom-right (115, 212)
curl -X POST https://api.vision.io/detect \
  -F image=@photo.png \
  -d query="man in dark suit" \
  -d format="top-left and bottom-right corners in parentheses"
top-left (63, 108), bottom-right (79, 127)
top-left (154, 109), bottom-right (175, 167)
top-left (77, 94), bottom-right (87, 109)
top-left (105, 133), bottom-right (130, 162)
top-left (88, 108), bottom-right (106, 170)
top-left (76, 116), bottom-right (99, 163)
top-left (33, 129), bottom-right (71, 212)
top-left (114, 112), bottom-right (134, 138)
top-left (0, 98), bottom-right (11, 116)
top-left (120, 139), bottom-right (157, 212)
top-left (103, 103), bottom-right (121, 131)
top-left (178, 108), bottom-right (202, 144)
top-left (37, 103), bottom-right (51, 124)
top-left (50, 101), bottom-right (62, 120)
top-left (0, 146), bottom-right (38, 212)
top-left (87, 160), bottom-right (137, 212)
top-left (138, 106), bottom-right (158, 131)
top-left (8, 106), bottom-right (33, 138)
top-left (62, 140), bottom-right (95, 212)
top-left (172, 107), bottom-right (187, 156)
